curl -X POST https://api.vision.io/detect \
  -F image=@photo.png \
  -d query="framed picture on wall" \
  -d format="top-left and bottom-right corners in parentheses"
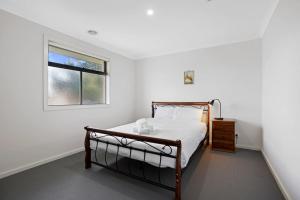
top-left (184, 70), bottom-right (194, 84)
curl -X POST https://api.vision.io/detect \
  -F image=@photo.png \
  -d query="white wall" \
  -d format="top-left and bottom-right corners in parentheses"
top-left (0, 10), bottom-right (136, 178)
top-left (262, 0), bottom-right (300, 199)
top-left (136, 40), bottom-right (262, 150)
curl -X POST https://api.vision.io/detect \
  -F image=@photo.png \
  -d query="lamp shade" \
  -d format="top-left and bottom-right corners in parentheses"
top-left (209, 99), bottom-right (215, 105)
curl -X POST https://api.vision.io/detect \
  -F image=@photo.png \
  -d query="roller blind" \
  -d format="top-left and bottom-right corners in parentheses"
top-left (48, 45), bottom-right (105, 72)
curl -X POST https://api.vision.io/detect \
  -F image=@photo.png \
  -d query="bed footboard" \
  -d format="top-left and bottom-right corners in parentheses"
top-left (84, 126), bottom-right (182, 200)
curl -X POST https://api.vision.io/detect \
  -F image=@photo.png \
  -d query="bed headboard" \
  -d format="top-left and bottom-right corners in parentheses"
top-left (151, 101), bottom-right (210, 133)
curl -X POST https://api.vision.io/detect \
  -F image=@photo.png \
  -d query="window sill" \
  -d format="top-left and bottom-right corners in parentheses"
top-left (44, 104), bottom-right (110, 111)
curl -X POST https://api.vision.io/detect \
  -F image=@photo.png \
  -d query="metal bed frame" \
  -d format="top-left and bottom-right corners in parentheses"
top-left (84, 102), bottom-right (210, 200)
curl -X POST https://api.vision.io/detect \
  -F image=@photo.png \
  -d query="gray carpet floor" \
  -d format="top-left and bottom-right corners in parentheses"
top-left (0, 146), bottom-right (284, 200)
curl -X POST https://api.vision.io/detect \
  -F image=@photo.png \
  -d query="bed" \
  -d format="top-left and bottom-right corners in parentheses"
top-left (84, 102), bottom-right (210, 200)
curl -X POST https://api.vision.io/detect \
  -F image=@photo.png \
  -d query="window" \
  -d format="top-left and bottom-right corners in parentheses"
top-left (47, 43), bottom-right (108, 107)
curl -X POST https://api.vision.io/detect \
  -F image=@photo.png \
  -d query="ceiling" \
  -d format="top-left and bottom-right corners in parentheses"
top-left (0, 0), bottom-right (278, 59)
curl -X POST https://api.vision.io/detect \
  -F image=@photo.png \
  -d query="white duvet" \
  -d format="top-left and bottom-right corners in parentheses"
top-left (90, 118), bottom-right (207, 168)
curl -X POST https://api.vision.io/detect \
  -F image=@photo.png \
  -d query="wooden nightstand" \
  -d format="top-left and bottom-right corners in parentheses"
top-left (212, 119), bottom-right (235, 152)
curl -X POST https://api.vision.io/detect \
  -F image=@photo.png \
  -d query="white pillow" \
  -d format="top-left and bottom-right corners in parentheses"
top-left (154, 106), bottom-right (175, 119)
top-left (174, 106), bottom-right (203, 121)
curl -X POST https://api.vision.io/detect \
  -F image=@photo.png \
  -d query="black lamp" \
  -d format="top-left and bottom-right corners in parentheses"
top-left (209, 99), bottom-right (224, 120)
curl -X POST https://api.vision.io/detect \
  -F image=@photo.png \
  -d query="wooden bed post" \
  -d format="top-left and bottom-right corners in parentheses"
top-left (175, 140), bottom-right (182, 200)
top-left (207, 104), bottom-right (211, 146)
top-left (151, 102), bottom-right (155, 118)
top-left (84, 126), bottom-right (91, 169)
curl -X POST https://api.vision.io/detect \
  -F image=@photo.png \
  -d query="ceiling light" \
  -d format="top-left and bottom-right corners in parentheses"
top-left (87, 30), bottom-right (98, 35)
top-left (147, 9), bottom-right (154, 16)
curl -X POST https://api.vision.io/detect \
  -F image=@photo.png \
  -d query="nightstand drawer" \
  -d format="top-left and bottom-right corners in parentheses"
top-left (212, 141), bottom-right (235, 151)
top-left (213, 122), bottom-right (234, 132)
top-left (213, 139), bottom-right (234, 145)
top-left (212, 131), bottom-right (234, 141)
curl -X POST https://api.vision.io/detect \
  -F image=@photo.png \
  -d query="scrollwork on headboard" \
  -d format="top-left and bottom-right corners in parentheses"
top-left (151, 101), bottom-right (211, 132)
top-left (152, 102), bottom-right (209, 115)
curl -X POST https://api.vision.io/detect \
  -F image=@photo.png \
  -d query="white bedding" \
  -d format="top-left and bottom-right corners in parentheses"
top-left (90, 118), bottom-right (207, 168)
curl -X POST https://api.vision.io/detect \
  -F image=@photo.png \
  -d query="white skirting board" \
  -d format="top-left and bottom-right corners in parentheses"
top-left (0, 147), bottom-right (84, 179)
top-left (262, 150), bottom-right (291, 200)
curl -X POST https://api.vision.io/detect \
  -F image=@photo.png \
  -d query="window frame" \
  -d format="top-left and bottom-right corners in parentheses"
top-left (43, 35), bottom-right (110, 111)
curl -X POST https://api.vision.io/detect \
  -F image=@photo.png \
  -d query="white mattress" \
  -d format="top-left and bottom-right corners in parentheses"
top-left (90, 118), bottom-right (207, 168)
